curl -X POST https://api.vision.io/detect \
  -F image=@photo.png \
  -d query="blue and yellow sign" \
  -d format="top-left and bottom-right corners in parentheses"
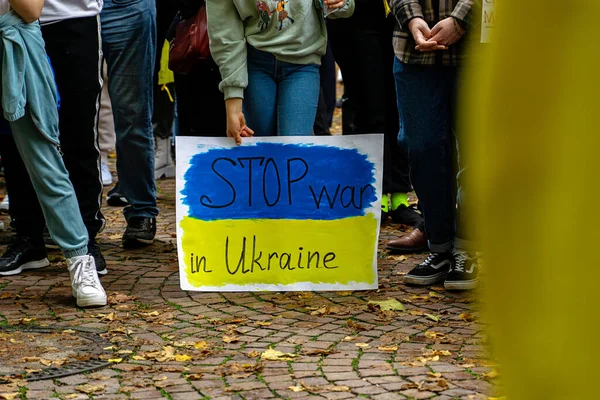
top-left (176, 136), bottom-right (383, 291)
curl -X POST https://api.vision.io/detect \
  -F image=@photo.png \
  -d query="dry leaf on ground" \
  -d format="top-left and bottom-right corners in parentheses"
top-left (75, 384), bottom-right (105, 394)
top-left (378, 346), bottom-right (398, 352)
top-left (460, 313), bottom-right (476, 322)
top-left (260, 348), bottom-right (298, 361)
top-left (368, 298), bottom-right (405, 312)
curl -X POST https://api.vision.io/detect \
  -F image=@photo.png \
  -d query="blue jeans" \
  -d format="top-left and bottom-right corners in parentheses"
top-left (101, 0), bottom-right (158, 220)
top-left (244, 46), bottom-right (320, 136)
top-left (394, 58), bottom-right (459, 253)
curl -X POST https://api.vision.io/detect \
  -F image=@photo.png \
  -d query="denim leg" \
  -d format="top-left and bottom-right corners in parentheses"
top-left (101, 0), bottom-right (158, 221)
top-left (9, 114), bottom-right (88, 258)
top-left (244, 47), bottom-right (277, 137)
top-left (393, 59), bottom-right (456, 253)
top-left (277, 62), bottom-right (320, 136)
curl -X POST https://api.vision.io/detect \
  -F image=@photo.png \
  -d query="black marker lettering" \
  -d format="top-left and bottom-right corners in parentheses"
top-left (200, 158), bottom-right (237, 209)
top-left (287, 158), bottom-right (308, 205)
top-left (238, 157), bottom-right (265, 207)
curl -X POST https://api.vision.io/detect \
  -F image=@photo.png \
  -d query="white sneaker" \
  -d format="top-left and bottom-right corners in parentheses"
top-left (154, 137), bottom-right (175, 179)
top-left (67, 255), bottom-right (107, 307)
top-left (0, 195), bottom-right (8, 212)
top-left (101, 161), bottom-right (113, 186)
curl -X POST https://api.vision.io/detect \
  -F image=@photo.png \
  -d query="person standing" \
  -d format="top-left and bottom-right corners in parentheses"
top-left (0, 0), bottom-right (106, 307)
top-left (390, 0), bottom-right (479, 290)
top-left (206, 0), bottom-right (354, 143)
top-left (0, 0), bottom-right (109, 275)
top-left (101, 0), bottom-right (159, 248)
top-left (328, 0), bottom-right (424, 235)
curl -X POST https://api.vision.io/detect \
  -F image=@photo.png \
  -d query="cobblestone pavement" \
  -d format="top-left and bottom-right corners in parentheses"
top-left (0, 178), bottom-right (498, 400)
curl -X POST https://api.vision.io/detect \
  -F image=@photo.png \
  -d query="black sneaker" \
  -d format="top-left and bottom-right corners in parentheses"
top-left (88, 240), bottom-right (107, 276)
top-left (404, 252), bottom-right (452, 286)
top-left (0, 236), bottom-right (49, 276)
top-left (445, 251), bottom-right (479, 290)
top-left (390, 204), bottom-right (423, 227)
top-left (107, 185), bottom-right (129, 207)
top-left (122, 217), bottom-right (156, 249)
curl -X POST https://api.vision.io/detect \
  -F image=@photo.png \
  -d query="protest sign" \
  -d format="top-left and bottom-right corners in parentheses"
top-left (176, 135), bottom-right (383, 292)
top-left (481, 0), bottom-right (496, 43)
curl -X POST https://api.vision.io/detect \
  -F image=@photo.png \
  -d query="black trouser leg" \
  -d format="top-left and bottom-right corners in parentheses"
top-left (175, 62), bottom-right (226, 137)
top-left (328, 10), bottom-right (412, 194)
top-left (42, 16), bottom-right (105, 240)
top-left (0, 133), bottom-right (45, 246)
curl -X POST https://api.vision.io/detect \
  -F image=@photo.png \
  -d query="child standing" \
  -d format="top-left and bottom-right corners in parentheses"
top-left (206, 0), bottom-right (354, 143)
top-left (0, 0), bottom-right (107, 306)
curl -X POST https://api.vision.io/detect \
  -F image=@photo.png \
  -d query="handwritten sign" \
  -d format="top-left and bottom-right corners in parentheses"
top-left (176, 136), bottom-right (383, 292)
top-left (481, 0), bottom-right (496, 43)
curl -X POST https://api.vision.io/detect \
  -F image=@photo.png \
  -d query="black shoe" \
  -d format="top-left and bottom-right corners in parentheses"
top-left (445, 251), bottom-right (479, 290)
top-left (122, 217), bottom-right (156, 249)
top-left (88, 240), bottom-right (107, 276)
top-left (390, 204), bottom-right (423, 227)
top-left (107, 185), bottom-right (129, 207)
top-left (0, 236), bottom-right (49, 276)
top-left (404, 252), bottom-right (452, 286)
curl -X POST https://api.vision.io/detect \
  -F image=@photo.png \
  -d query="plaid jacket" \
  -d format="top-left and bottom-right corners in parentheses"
top-left (392, 0), bottom-right (476, 65)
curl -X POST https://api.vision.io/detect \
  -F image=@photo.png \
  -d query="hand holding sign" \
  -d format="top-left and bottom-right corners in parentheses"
top-left (225, 98), bottom-right (254, 145)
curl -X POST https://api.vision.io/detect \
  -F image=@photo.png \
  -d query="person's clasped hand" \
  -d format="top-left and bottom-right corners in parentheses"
top-left (408, 17), bottom-right (465, 53)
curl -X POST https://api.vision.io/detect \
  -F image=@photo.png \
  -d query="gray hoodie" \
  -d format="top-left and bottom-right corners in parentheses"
top-left (40, 0), bottom-right (103, 25)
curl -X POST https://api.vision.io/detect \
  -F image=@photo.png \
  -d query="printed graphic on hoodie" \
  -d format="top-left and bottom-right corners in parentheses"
top-left (256, 0), bottom-right (295, 31)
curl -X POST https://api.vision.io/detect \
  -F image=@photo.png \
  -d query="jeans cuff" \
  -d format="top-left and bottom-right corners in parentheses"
top-left (64, 245), bottom-right (88, 259)
top-left (429, 241), bottom-right (453, 254)
top-left (454, 237), bottom-right (477, 253)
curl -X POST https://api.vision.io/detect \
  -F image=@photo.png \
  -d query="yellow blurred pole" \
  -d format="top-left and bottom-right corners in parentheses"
top-left (464, 0), bottom-right (600, 398)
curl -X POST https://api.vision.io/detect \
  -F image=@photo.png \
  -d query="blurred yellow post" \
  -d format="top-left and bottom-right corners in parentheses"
top-left (464, 0), bottom-right (599, 398)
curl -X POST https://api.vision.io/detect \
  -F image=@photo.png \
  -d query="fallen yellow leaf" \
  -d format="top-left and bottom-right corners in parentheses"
top-left (289, 386), bottom-right (305, 392)
top-left (378, 346), bottom-right (398, 352)
top-left (484, 369), bottom-right (499, 379)
top-left (175, 354), bottom-right (192, 362)
top-left (254, 321), bottom-right (272, 327)
top-left (0, 393), bottom-right (19, 400)
top-left (460, 313), bottom-right (476, 322)
top-left (425, 314), bottom-right (441, 322)
top-left (222, 335), bottom-right (239, 344)
top-left (355, 343), bottom-right (370, 348)
top-left (368, 298), bottom-right (405, 311)
top-left (108, 358), bottom-right (123, 363)
top-left (75, 384), bottom-right (105, 394)
top-left (260, 347), bottom-right (298, 361)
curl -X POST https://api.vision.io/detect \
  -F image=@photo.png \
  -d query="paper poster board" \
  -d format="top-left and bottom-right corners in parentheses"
top-left (481, 0), bottom-right (496, 43)
top-left (176, 135), bottom-right (383, 292)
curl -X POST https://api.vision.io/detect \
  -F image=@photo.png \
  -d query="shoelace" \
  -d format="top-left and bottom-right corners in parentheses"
top-left (420, 253), bottom-right (441, 268)
top-left (453, 252), bottom-right (468, 273)
top-left (73, 257), bottom-right (99, 289)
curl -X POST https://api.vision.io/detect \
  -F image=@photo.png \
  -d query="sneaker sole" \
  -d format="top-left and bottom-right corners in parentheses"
top-left (444, 279), bottom-right (477, 291)
top-left (404, 272), bottom-right (447, 286)
top-left (76, 295), bottom-right (107, 308)
top-left (122, 238), bottom-right (154, 249)
top-left (96, 268), bottom-right (108, 276)
top-left (0, 258), bottom-right (50, 276)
